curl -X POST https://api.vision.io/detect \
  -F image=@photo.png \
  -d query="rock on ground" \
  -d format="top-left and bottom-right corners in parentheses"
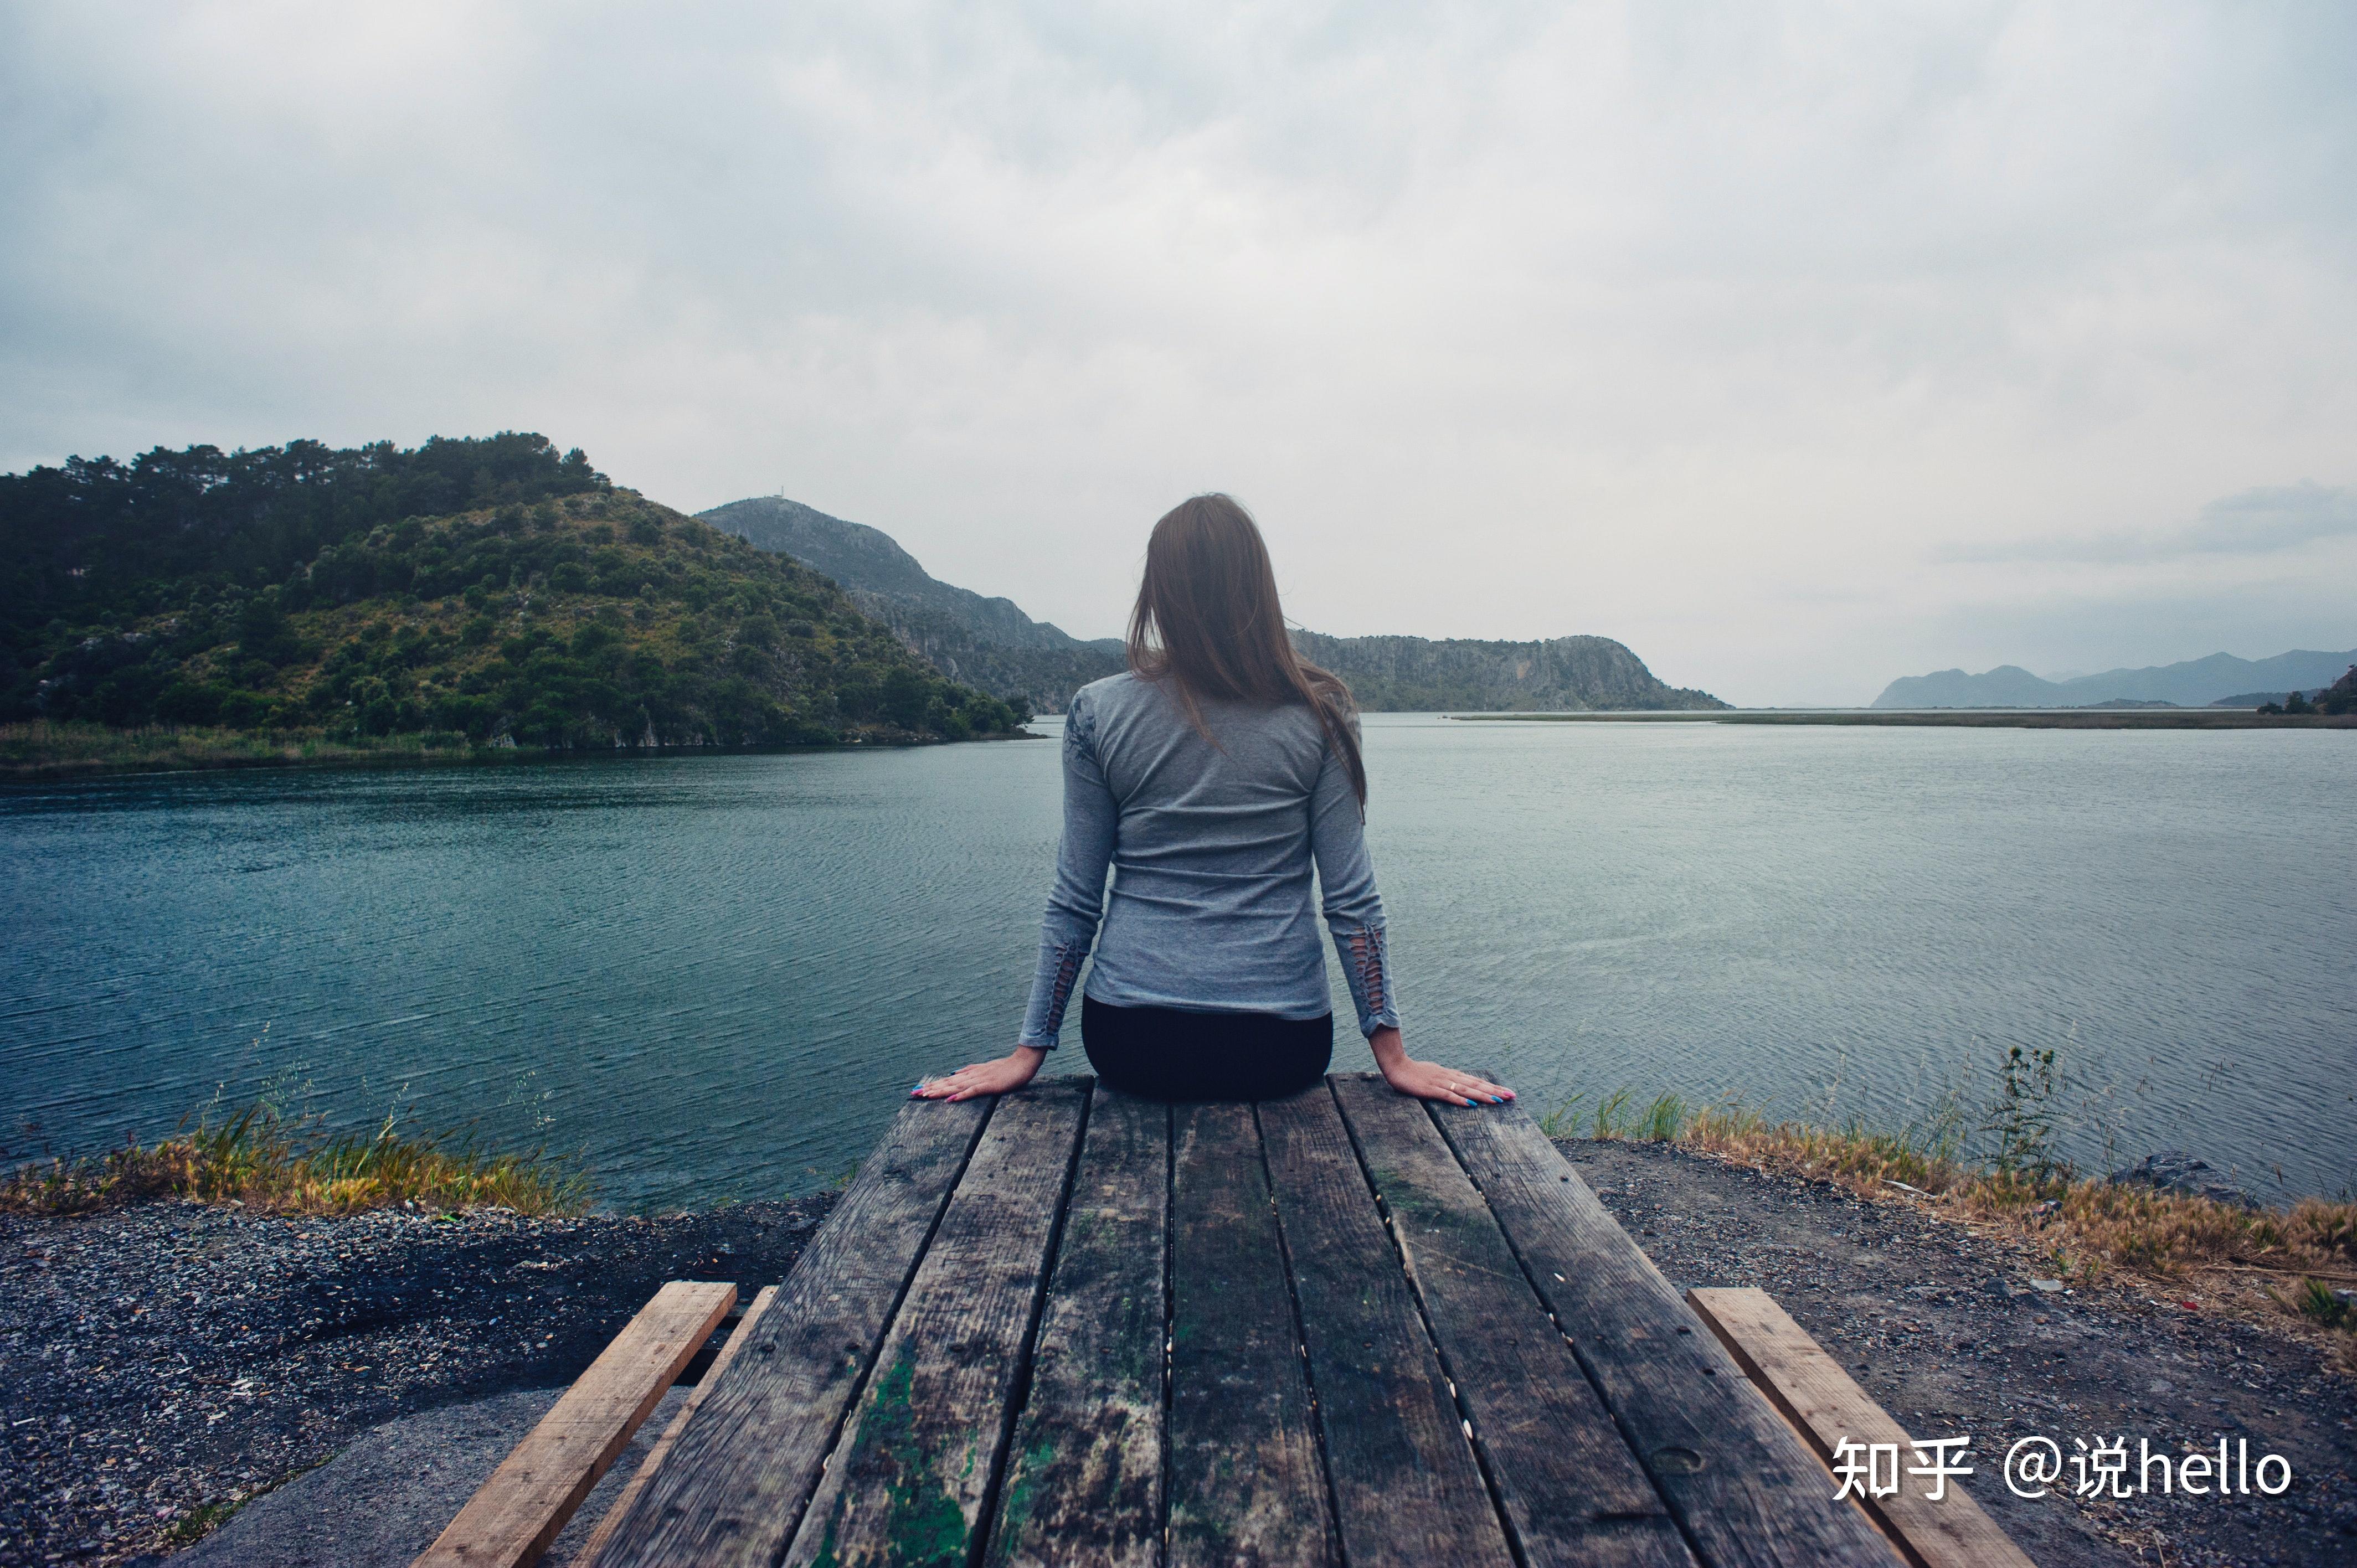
top-left (2107, 1151), bottom-right (2262, 1211)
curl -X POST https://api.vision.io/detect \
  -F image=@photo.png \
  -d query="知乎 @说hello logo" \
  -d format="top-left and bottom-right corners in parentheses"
top-left (1829, 1435), bottom-right (2293, 1502)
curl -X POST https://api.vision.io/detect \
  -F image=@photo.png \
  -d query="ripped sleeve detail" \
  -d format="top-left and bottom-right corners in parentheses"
top-left (1019, 934), bottom-right (1091, 1050)
top-left (1335, 922), bottom-right (1399, 1037)
top-left (1041, 940), bottom-right (1085, 1038)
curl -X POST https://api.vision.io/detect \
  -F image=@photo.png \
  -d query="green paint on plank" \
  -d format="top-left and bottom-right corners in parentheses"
top-left (985, 1437), bottom-right (1058, 1566)
top-left (815, 1345), bottom-right (971, 1568)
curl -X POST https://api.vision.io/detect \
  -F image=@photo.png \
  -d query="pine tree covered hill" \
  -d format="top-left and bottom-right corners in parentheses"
top-left (0, 435), bottom-right (1025, 750)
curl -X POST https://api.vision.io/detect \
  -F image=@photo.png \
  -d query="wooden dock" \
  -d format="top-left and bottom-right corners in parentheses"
top-left (422, 1075), bottom-right (2032, 1567)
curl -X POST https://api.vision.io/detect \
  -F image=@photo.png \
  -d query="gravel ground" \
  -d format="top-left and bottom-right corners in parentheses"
top-left (171, 1385), bottom-right (696, 1568)
top-left (5, 1144), bottom-right (2351, 1567)
top-left (0, 1195), bottom-right (834, 1566)
top-left (1570, 1138), bottom-right (2357, 1568)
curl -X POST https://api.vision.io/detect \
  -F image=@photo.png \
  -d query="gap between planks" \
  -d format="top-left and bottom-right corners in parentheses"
top-left (1427, 1094), bottom-right (1906, 1567)
top-left (579, 1094), bottom-right (997, 1567)
top-left (1257, 1086), bottom-right (1518, 1568)
top-left (1328, 1074), bottom-right (1697, 1568)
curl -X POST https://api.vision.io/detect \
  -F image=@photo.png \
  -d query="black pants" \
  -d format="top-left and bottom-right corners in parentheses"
top-left (1081, 995), bottom-right (1333, 1101)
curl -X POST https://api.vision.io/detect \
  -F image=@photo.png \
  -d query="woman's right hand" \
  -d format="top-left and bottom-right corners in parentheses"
top-left (1368, 1027), bottom-right (1514, 1106)
top-left (912, 1045), bottom-right (1047, 1102)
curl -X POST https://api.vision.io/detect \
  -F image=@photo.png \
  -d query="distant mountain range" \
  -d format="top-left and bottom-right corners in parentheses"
top-left (700, 496), bottom-right (1726, 713)
top-left (1873, 648), bottom-right (2357, 709)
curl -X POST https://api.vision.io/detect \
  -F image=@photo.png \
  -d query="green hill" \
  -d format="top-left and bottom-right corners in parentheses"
top-left (701, 494), bottom-right (1125, 712)
top-left (0, 435), bottom-right (1025, 762)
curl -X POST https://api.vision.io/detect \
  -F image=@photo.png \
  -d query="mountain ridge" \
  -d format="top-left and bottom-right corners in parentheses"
top-left (1874, 648), bottom-right (2357, 709)
top-left (703, 494), bottom-right (1727, 713)
top-left (701, 496), bottom-right (1124, 710)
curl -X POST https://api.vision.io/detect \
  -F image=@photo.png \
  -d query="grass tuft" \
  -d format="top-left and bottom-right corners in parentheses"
top-left (1, 1097), bottom-right (590, 1218)
top-left (2277, 1277), bottom-right (2353, 1333)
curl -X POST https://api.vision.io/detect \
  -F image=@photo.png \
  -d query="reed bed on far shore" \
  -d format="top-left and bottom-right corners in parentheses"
top-left (1, 1097), bottom-right (590, 1218)
top-left (0, 719), bottom-right (514, 778)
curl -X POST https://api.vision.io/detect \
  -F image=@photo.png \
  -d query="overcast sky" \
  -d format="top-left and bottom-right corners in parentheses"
top-left (4, 2), bottom-right (2352, 703)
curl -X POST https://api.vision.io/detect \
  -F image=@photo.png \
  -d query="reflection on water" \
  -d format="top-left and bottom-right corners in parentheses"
top-left (3, 718), bottom-right (2351, 1208)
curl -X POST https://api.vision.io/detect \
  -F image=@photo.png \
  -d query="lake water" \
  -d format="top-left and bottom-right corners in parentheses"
top-left (4, 716), bottom-right (2351, 1208)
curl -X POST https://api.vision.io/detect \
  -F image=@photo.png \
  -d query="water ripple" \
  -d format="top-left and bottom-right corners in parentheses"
top-left (3, 723), bottom-right (2351, 1206)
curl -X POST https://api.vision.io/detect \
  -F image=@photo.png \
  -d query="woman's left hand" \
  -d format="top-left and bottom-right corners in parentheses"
top-left (913, 1046), bottom-right (1048, 1102)
top-left (1380, 1057), bottom-right (1516, 1106)
top-left (1368, 1026), bottom-right (1514, 1106)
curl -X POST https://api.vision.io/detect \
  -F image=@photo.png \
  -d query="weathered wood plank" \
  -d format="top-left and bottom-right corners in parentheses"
top-left (1330, 1076), bottom-right (1697, 1568)
top-left (574, 1285), bottom-right (779, 1566)
top-left (581, 1096), bottom-right (994, 1568)
top-left (1688, 1288), bottom-right (2037, 1568)
top-left (1167, 1101), bottom-right (1341, 1568)
top-left (1256, 1085), bottom-right (1516, 1568)
top-left (416, 1280), bottom-right (735, 1568)
top-left (984, 1086), bottom-right (1168, 1568)
top-left (783, 1081), bottom-right (1091, 1568)
top-left (1433, 1103), bottom-right (1903, 1568)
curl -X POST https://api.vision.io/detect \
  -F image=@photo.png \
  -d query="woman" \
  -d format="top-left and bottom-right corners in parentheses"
top-left (914, 494), bottom-right (1513, 1107)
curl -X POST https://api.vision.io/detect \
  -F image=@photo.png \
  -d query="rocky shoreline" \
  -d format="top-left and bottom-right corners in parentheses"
top-left (3, 1146), bottom-right (2349, 1567)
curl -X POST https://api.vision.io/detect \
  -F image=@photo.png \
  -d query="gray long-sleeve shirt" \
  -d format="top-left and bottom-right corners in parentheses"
top-left (1018, 672), bottom-right (1398, 1049)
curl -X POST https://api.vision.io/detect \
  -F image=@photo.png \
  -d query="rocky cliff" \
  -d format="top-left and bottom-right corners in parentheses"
top-left (1291, 631), bottom-right (1728, 711)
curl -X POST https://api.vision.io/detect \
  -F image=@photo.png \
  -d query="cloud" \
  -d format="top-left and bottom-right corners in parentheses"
top-left (1943, 481), bottom-right (2357, 564)
top-left (2, 2), bottom-right (2354, 705)
top-left (2186, 481), bottom-right (2357, 552)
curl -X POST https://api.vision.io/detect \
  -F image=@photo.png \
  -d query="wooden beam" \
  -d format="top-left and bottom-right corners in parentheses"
top-left (1687, 1288), bottom-right (2037, 1568)
top-left (1166, 1100), bottom-right (1341, 1568)
top-left (581, 1095), bottom-right (995, 1567)
top-left (573, 1285), bottom-right (779, 1566)
top-left (1257, 1084), bottom-right (1516, 1568)
top-left (983, 1086), bottom-right (1168, 1568)
top-left (414, 1279), bottom-right (736, 1568)
top-left (1433, 1102), bottom-right (1903, 1568)
top-left (1329, 1076), bottom-right (1696, 1567)
top-left (783, 1081), bottom-right (1091, 1568)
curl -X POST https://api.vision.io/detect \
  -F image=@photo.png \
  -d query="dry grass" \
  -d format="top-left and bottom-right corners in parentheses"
top-left (1, 1098), bottom-right (590, 1218)
top-left (1545, 1085), bottom-right (2357, 1344)
top-left (1927, 1170), bottom-right (2355, 1288)
top-left (1678, 1098), bottom-right (1967, 1196)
